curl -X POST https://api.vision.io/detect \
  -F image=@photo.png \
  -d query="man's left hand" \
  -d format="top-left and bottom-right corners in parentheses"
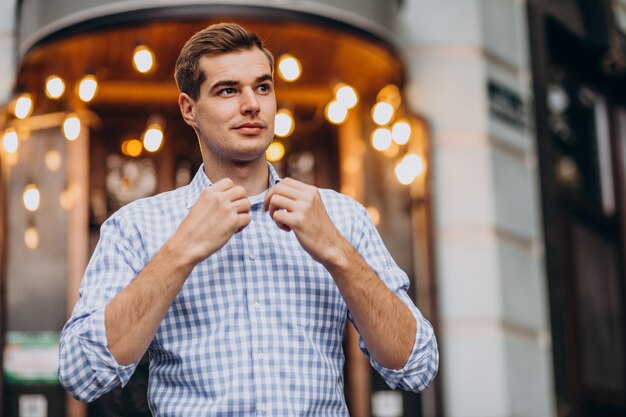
top-left (263, 178), bottom-right (346, 266)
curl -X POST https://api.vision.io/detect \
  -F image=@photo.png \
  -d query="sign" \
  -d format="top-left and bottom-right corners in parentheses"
top-left (4, 332), bottom-right (60, 384)
top-left (487, 80), bottom-right (529, 131)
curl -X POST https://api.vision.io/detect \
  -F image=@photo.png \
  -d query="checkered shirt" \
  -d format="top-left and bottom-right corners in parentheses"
top-left (59, 164), bottom-right (438, 416)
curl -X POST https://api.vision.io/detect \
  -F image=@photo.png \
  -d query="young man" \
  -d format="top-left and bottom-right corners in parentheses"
top-left (60, 23), bottom-right (438, 416)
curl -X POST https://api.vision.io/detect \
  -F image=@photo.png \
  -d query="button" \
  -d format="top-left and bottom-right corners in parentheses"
top-left (259, 404), bottom-right (268, 413)
top-left (255, 350), bottom-right (264, 360)
top-left (248, 253), bottom-right (256, 260)
top-left (253, 302), bottom-right (261, 311)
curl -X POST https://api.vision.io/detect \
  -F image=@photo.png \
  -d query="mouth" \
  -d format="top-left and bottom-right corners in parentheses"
top-left (234, 122), bottom-right (265, 135)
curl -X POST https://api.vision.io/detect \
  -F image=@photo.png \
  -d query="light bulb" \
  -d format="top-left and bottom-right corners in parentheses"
top-left (391, 119), bottom-right (411, 145)
top-left (45, 149), bottom-right (62, 171)
top-left (335, 84), bottom-right (358, 109)
top-left (277, 54), bottom-right (302, 82)
top-left (24, 226), bottom-right (40, 250)
top-left (23, 184), bottom-right (40, 211)
top-left (274, 109), bottom-right (295, 137)
top-left (371, 128), bottom-right (392, 151)
top-left (325, 100), bottom-right (348, 125)
top-left (14, 94), bottom-right (33, 119)
top-left (395, 153), bottom-right (425, 185)
top-left (133, 45), bottom-right (155, 74)
top-left (2, 129), bottom-right (19, 154)
top-left (45, 75), bottom-right (66, 99)
top-left (122, 139), bottom-right (143, 157)
top-left (78, 74), bottom-right (98, 102)
top-left (266, 141), bottom-right (285, 162)
top-left (63, 114), bottom-right (81, 141)
top-left (143, 125), bottom-right (164, 152)
top-left (372, 102), bottom-right (394, 126)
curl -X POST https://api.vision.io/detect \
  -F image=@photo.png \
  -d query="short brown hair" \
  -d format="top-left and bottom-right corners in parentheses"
top-left (174, 23), bottom-right (274, 100)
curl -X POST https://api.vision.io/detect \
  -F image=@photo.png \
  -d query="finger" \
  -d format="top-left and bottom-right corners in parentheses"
top-left (211, 177), bottom-right (235, 191)
top-left (263, 182), bottom-right (302, 211)
top-left (235, 213), bottom-right (251, 232)
top-left (266, 194), bottom-right (298, 219)
top-left (224, 185), bottom-right (248, 202)
top-left (231, 197), bottom-right (251, 214)
top-left (271, 209), bottom-right (292, 232)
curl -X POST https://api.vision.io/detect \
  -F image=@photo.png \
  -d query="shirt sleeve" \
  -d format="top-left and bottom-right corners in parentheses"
top-left (348, 202), bottom-right (439, 393)
top-left (59, 209), bottom-right (147, 403)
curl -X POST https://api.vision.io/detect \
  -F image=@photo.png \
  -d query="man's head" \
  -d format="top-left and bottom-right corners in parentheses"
top-left (175, 23), bottom-right (274, 100)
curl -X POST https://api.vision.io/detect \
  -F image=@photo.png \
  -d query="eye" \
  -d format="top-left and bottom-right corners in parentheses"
top-left (218, 88), bottom-right (237, 96)
top-left (257, 83), bottom-right (272, 94)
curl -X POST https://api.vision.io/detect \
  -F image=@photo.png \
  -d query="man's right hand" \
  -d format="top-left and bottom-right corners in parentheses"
top-left (170, 178), bottom-right (251, 266)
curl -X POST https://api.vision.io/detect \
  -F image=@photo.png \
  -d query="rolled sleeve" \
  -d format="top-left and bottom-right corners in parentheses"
top-left (349, 200), bottom-right (439, 392)
top-left (59, 209), bottom-right (146, 402)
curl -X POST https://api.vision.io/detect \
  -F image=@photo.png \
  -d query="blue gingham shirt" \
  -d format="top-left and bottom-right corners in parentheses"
top-left (59, 164), bottom-right (438, 416)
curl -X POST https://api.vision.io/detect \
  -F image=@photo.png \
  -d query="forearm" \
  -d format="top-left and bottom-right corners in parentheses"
top-left (105, 240), bottom-right (195, 365)
top-left (325, 240), bottom-right (416, 370)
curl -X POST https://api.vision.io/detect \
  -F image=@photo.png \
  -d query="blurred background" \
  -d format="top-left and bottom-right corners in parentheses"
top-left (0, 0), bottom-right (625, 416)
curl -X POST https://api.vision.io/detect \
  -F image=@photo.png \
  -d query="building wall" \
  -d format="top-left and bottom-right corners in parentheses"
top-left (398, 1), bottom-right (556, 416)
top-left (0, 0), bottom-right (15, 103)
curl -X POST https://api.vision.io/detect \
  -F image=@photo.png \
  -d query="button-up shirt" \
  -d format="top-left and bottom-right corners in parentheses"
top-left (59, 164), bottom-right (438, 416)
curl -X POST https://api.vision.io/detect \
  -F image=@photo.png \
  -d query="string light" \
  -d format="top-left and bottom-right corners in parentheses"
top-left (45, 149), bottom-right (62, 171)
top-left (23, 184), bottom-right (40, 211)
top-left (14, 93), bottom-right (33, 119)
top-left (395, 153), bottom-right (425, 185)
top-left (122, 139), bottom-right (143, 157)
top-left (371, 128), bottom-right (392, 151)
top-left (274, 109), bottom-right (295, 137)
top-left (335, 84), bottom-right (359, 109)
top-left (372, 102), bottom-right (394, 126)
top-left (63, 114), bottom-right (81, 141)
top-left (132, 45), bottom-right (156, 74)
top-left (24, 226), bottom-right (40, 250)
top-left (325, 100), bottom-right (348, 125)
top-left (142, 124), bottom-right (164, 152)
top-left (45, 75), bottom-right (66, 99)
top-left (266, 141), bottom-right (285, 162)
top-left (77, 74), bottom-right (98, 102)
top-left (391, 119), bottom-right (411, 145)
top-left (277, 54), bottom-right (302, 82)
top-left (2, 128), bottom-right (19, 154)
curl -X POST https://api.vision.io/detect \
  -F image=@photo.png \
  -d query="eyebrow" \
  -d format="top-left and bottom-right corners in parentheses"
top-left (209, 74), bottom-right (274, 94)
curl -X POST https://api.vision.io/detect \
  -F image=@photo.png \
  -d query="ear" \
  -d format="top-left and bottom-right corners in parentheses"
top-left (178, 93), bottom-right (196, 128)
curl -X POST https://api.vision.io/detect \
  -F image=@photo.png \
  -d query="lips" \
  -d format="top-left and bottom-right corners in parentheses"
top-left (235, 122), bottom-right (265, 135)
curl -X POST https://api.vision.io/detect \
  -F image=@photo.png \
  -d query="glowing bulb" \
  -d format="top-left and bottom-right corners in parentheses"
top-left (24, 226), bottom-right (39, 250)
top-left (274, 109), bottom-right (295, 137)
top-left (371, 128), bottom-right (392, 151)
top-left (142, 125), bottom-right (164, 152)
top-left (372, 102), bottom-right (394, 126)
top-left (63, 114), bottom-right (81, 141)
top-left (23, 184), bottom-right (40, 211)
top-left (133, 45), bottom-right (155, 74)
top-left (3, 129), bottom-right (18, 154)
top-left (395, 153), bottom-right (425, 185)
top-left (325, 100), bottom-right (348, 125)
top-left (277, 54), bottom-right (302, 82)
top-left (335, 84), bottom-right (358, 109)
top-left (45, 149), bottom-right (62, 171)
top-left (45, 75), bottom-right (65, 99)
top-left (14, 94), bottom-right (33, 119)
top-left (122, 139), bottom-right (143, 157)
top-left (391, 119), bottom-right (411, 145)
top-left (266, 141), bottom-right (285, 162)
top-left (78, 74), bottom-right (98, 102)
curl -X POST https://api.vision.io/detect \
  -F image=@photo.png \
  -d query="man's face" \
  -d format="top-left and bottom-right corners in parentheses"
top-left (180, 48), bottom-right (276, 165)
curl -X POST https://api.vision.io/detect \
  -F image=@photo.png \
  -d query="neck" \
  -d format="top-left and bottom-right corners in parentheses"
top-left (202, 156), bottom-right (269, 196)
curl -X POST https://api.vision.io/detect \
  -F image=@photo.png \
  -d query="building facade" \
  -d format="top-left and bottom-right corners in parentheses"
top-left (2, 1), bottom-right (626, 416)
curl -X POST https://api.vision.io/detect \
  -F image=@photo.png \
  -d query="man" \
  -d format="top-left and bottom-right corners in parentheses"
top-left (60, 23), bottom-right (438, 416)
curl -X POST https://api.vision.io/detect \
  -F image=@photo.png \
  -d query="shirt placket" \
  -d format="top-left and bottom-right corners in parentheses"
top-left (242, 204), bottom-right (272, 415)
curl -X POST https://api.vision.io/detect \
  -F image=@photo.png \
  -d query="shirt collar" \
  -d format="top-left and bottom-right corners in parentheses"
top-left (185, 162), bottom-right (282, 208)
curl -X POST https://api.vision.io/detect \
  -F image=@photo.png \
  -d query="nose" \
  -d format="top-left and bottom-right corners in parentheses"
top-left (240, 87), bottom-right (260, 115)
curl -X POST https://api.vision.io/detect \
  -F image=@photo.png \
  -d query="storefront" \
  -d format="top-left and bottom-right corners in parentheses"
top-left (1, 1), bottom-right (437, 416)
